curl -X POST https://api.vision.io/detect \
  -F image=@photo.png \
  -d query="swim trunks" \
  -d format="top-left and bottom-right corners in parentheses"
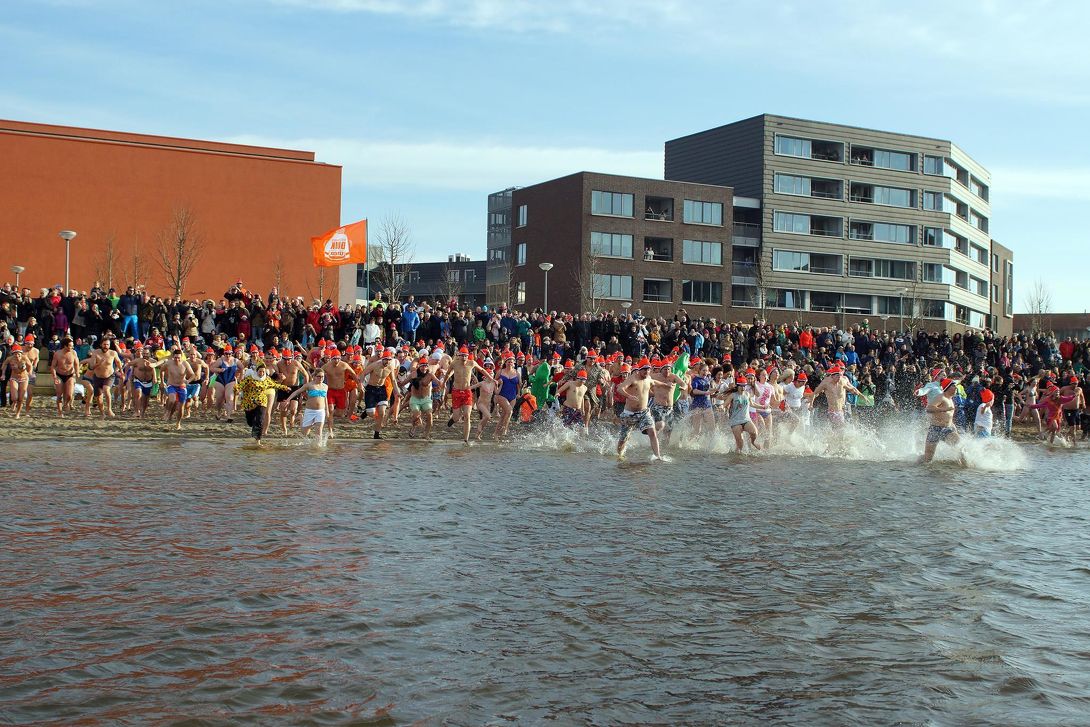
top-left (1064, 410), bottom-right (1081, 427)
top-left (561, 405), bottom-right (584, 427)
top-left (364, 384), bottom-right (389, 410)
top-left (619, 408), bottom-right (654, 440)
top-left (185, 383), bottom-right (200, 400)
top-left (133, 379), bottom-right (153, 393)
top-left (166, 384), bottom-right (188, 403)
top-left (926, 424), bottom-right (956, 443)
top-left (327, 387), bottom-right (348, 411)
top-left (828, 410), bottom-right (846, 428)
top-left (409, 395), bottom-right (432, 413)
top-left (650, 401), bottom-right (673, 424)
top-left (451, 388), bottom-right (473, 409)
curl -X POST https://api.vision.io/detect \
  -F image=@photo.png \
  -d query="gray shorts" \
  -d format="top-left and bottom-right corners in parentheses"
top-left (650, 401), bottom-right (673, 424)
top-left (619, 408), bottom-right (654, 441)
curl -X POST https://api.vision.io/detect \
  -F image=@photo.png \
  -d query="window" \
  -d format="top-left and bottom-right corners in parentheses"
top-left (682, 199), bottom-right (723, 225)
top-left (955, 269), bottom-right (969, 291)
top-left (464, 269), bottom-right (476, 283)
top-left (515, 281), bottom-right (526, 305)
top-left (590, 231), bottom-right (633, 258)
top-left (992, 253), bottom-right (999, 272)
top-left (592, 274), bottom-right (632, 299)
top-left (810, 291), bottom-right (841, 312)
top-left (517, 204), bottom-right (527, 227)
top-left (922, 299), bottom-right (949, 319)
top-left (775, 135), bottom-right (810, 158)
top-left (774, 173), bottom-right (810, 196)
top-left (849, 220), bottom-right (913, 244)
top-left (682, 279), bottom-right (723, 305)
top-left (1005, 261), bottom-right (1014, 315)
top-left (774, 211), bottom-right (810, 234)
top-left (923, 263), bottom-right (953, 284)
top-left (447, 269), bottom-right (460, 282)
top-left (971, 245), bottom-right (988, 266)
top-left (843, 294), bottom-right (873, 314)
top-left (732, 285), bottom-right (759, 307)
top-left (853, 257), bottom-right (916, 279)
top-left (643, 278), bottom-right (672, 303)
top-left (923, 155), bottom-right (944, 175)
top-left (945, 195), bottom-right (968, 220)
top-left (768, 289), bottom-right (805, 309)
top-left (992, 284), bottom-right (1000, 303)
top-left (773, 250), bottom-right (809, 272)
top-left (872, 185), bottom-right (915, 208)
top-left (682, 239), bottom-right (722, 265)
top-left (970, 176), bottom-right (989, 201)
top-left (922, 227), bottom-right (942, 247)
top-left (591, 190), bottom-right (634, 217)
top-left (487, 248), bottom-right (507, 262)
top-left (515, 243), bottom-right (526, 266)
top-left (971, 276), bottom-right (988, 298)
top-left (773, 249), bottom-right (842, 277)
top-left (877, 296), bottom-right (903, 315)
top-left (970, 209), bottom-right (989, 232)
top-left (849, 258), bottom-right (873, 277)
top-left (922, 191), bottom-right (942, 211)
top-left (851, 146), bottom-right (915, 171)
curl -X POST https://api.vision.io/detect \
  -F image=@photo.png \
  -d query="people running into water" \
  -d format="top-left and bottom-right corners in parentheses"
top-left (918, 378), bottom-right (968, 466)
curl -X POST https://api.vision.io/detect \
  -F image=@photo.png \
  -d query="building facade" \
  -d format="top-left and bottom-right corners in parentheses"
top-left (485, 187), bottom-right (516, 307)
top-left (0, 119), bottom-right (342, 300)
top-left (506, 172), bottom-right (742, 317)
top-left (666, 114), bottom-right (1013, 335)
top-left (368, 255), bottom-right (486, 309)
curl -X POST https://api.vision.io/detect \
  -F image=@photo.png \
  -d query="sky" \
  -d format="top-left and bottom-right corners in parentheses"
top-left (3, 0), bottom-right (1088, 312)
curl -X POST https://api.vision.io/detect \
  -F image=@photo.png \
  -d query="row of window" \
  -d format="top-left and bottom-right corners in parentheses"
top-left (771, 249), bottom-right (989, 299)
top-left (774, 134), bottom-right (990, 202)
top-left (731, 285), bottom-right (990, 325)
top-left (587, 274), bottom-right (725, 305)
top-left (587, 233), bottom-right (725, 265)
top-left (589, 190), bottom-right (724, 226)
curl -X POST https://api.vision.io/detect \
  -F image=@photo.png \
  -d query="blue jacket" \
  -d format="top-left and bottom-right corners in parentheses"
top-left (400, 309), bottom-right (420, 336)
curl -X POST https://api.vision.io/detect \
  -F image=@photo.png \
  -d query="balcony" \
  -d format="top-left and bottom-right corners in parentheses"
top-left (810, 139), bottom-right (844, 162)
top-left (644, 196), bottom-right (674, 222)
top-left (643, 278), bottom-right (673, 303)
top-left (811, 179), bottom-right (843, 199)
top-left (809, 217), bottom-right (842, 237)
top-left (732, 222), bottom-right (760, 247)
top-left (732, 261), bottom-right (758, 285)
top-left (643, 237), bottom-right (673, 262)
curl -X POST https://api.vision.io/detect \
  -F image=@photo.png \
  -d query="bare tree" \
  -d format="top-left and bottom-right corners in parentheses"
top-left (1024, 278), bottom-right (1053, 333)
top-left (272, 254), bottom-right (285, 292)
top-left (93, 232), bottom-right (119, 291)
top-left (126, 235), bottom-right (149, 290)
top-left (571, 253), bottom-right (607, 313)
top-left (156, 207), bottom-right (203, 297)
top-left (370, 214), bottom-right (416, 303)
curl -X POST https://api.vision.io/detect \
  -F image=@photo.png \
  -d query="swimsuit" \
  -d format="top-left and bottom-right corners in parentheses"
top-left (926, 424), bottom-right (956, 443)
top-left (328, 386), bottom-right (348, 411)
top-left (562, 405), bottom-right (584, 427)
top-left (499, 374), bottom-right (520, 402)
top-left (166, 384), bottom-right (188, 403)
top-left (451, 388), bottom-right (473, 409)
top-left (650, 400), bottom-right (673, 424)
top-left (690, 376), bottom-right (711, 410)
top-left (364, 383), bottom-right (389, 410)
top-left (619, 407), bottom-right (654, 440)
top-left (217, 363), bottom-right (238, 386)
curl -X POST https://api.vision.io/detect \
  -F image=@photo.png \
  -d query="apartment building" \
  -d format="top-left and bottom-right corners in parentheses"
top-left (499, 172), bottom-right (748, 317)
top-left (665, 114), bottom-right (1013, 335)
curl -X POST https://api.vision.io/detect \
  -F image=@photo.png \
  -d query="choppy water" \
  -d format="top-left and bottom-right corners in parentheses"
top-left (2, 421), bottom-right (1089, 725)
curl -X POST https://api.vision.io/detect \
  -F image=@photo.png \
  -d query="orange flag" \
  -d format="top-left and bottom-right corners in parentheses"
top-left (311, 219), bottom-right (368, 267)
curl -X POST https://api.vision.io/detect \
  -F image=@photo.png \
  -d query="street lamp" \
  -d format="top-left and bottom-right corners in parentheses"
top-left (621, 301), bottom-right (632, 317)
top-left (59, 230), bottom-right (77, 293)
top-left (899, 287), bottom-right (908, 333)
top-left (880, 314), bottom-right (890, 331)
top-left (11, 265), bottom-right (24, 287)
top-left (538, 262), bottom-right (553, 313)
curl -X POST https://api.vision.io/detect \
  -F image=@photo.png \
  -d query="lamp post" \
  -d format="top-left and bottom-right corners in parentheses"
top-left (11, 265), bottom-right (24, 288)
top-left (621, 301), bottom-right (632, 317)
top-left (59, 230), bottom-right (77, 293)
top-left (899, 287), bottom-right (908, 333)
top-left (880, 314), bottom-right (889, 332)
top-left (538, 262), bottom-right (553, 313)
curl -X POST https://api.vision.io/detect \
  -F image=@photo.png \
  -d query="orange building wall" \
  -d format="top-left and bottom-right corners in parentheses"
top-left (0, 120), bottom-right (342, 301)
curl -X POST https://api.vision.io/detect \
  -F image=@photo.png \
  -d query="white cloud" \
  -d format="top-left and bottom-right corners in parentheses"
top-left (225, 134), bottom-right (663, 191)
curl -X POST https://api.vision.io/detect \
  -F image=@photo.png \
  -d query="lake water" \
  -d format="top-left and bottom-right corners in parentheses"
top-left (2, 423), bottom-right (1089, 725)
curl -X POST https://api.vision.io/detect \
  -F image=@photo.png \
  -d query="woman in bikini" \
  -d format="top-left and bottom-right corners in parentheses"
top-left (284, 368), bottom-right (330, 440)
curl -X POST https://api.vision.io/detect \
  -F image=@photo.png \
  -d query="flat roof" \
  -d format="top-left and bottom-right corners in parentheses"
top-left (0, 118), bottom-right (332, 164)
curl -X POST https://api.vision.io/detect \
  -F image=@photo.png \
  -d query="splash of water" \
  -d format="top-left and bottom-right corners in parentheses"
top-left (515, 408), bottom-right (1029, 471)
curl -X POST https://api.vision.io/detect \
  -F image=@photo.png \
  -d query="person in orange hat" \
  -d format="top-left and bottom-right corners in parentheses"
top-left (3, 342), bottom-right (32, 418)
top-left (404, 356), bottom-right (438, 439)
top-left (21, 334), bottom-right (40, 413)
top-left (615, 357), bottom-right (674, 460)
top-left (724, 374), bottom-right (761, 452)
top-left (50, 337), bottom-right (81, 417)
top-left (321, 346), bottom-right (353, 431)
top-left (128, 344), bottom-right (157, 419)
top-left (649, 357), bottom-right (687, 446)
top-left (447, 345), bottom-right (491, 444)
top-left (1059, 375), bottom-right (1085, 441)
top-left (919, 378), bottom-right (966, 465)
top-left (149, 347), bottom-right (196, 430)
top-left (81, 337), bottom-right (124, 420)
top-left (359, 348), bottom-right (399, 439)
top-left (275, 346), bottom-right (309, 433)
top-left (974, 388), bottom-right (995, 437)
top-left (492, 354), bottom-right (521, 439)
top-left (1024, 383), bottom-right (1077, 446)
top-left (808, 363), bottom-right (862, 432)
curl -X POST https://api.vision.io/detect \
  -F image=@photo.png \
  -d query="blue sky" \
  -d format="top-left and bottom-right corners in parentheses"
top-left (4, 0), bottom-right (1088, 312)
